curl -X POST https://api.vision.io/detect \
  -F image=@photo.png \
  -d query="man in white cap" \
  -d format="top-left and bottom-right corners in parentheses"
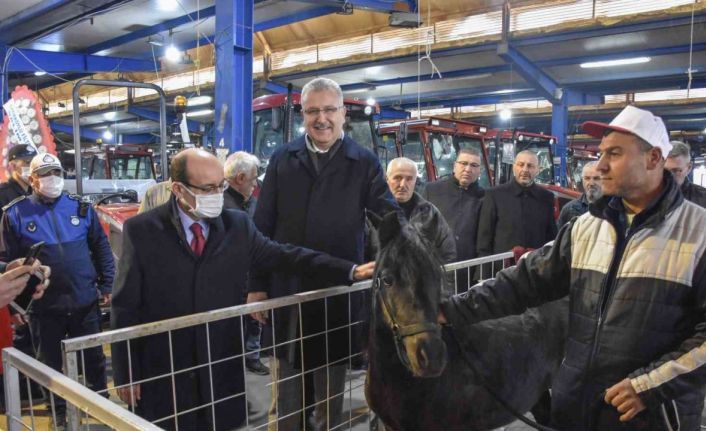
top-left (440, 105), bottom-right (706, 430)
top-left (0, 152), bottom-right (114, 430)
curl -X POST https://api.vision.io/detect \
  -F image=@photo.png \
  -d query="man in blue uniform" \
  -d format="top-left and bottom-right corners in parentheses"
top-left (0, 152), bottom-right (114, 428)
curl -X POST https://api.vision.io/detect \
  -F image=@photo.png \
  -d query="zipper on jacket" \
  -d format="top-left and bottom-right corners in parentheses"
top-left (48, 205), bottom-right (65, 257)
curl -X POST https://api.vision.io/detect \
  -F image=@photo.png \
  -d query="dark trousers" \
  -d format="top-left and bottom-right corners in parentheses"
top-left (245, 316), bottom-right (263, 360)
top-left (30, 301), bottom-right (107, 415)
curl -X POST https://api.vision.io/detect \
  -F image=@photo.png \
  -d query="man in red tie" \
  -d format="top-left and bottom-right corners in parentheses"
top-left (110, 148), bottom-right (373, 431)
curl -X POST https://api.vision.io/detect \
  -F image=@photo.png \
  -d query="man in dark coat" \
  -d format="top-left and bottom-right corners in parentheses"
top-left (222, 150), bottom-right (269, 377)
top-left (111, 149), bottom-right (373, 431)
top-left (422, 147), bottom-right (484, 262)
top-left (0, 144), bottom-right (37, 215)
top-left (477, 150), bottom-right (557, 262)
top-left (556, 161), bottom-right (603, 228)
top-left (387, 157), bottom-right (456, 263)
top-left (665, 140), bottom-right (706, 208)
top-left (249, 77), bottom-right (398, 431)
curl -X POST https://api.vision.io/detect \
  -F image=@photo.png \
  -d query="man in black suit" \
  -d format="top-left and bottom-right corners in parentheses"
top-left (111, 149), bottom-right (373, 431)
top-left (477, 150), bottom-right (557, 269)
top-left (250, 77), bottom-right (398, 431)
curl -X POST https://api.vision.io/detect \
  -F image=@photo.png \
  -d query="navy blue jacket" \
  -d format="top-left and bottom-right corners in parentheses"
top-left (0, 193), bottom-right (114, 313)
top-left (251, 135), bottom-right (398, 369)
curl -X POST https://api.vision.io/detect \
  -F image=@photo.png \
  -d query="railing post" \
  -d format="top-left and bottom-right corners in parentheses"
top-left (64, 348), bottom-right (81, 430)
top-left (3, 349), bottom-right (22, 431)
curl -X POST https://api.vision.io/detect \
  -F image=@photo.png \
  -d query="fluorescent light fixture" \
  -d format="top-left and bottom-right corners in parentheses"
top-left (186, 109), bottom-right (214, 117)
top-left (157, 0), bottom-right (178, 11)
top-left (580, 57), bottom-right (651, 69)
top-left (165, 45), bottom-right (181, 63)
top-left (187, 95), bottom-right (212, 106)
top-left (443, 73), bottom-right (492, 82)
top-left (104, 111), bottom-right (117, 120)
top-left (34, 71), bottom-right (47, 76)
top-left (366, 97), bottom-right (376, 106)
top-left (499, 108), bottom-right (512, 121)
top-left (102, 130), bottom-right (113, 140)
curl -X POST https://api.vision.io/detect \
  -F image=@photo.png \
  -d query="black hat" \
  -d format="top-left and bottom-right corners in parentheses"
top-left (8, 145), bottom-right (38, 161)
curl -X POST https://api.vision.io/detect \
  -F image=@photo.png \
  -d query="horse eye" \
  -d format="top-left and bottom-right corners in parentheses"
top-left (382, 275), bottom-right (394, 287)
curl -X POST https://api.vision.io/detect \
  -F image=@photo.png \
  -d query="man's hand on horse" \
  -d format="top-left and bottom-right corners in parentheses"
top-left (353, 262), bottom-right (375, 281)
top-left (604, 378), bottom-right (645, 422)
top-left (246, 291), bottom-right (269, 324)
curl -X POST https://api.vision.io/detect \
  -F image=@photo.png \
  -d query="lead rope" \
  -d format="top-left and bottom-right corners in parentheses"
top-left (446, 325), bottom-right (561, 431)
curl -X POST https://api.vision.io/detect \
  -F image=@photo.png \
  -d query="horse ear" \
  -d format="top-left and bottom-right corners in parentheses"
top-left (378, 211), bottom-right (405, 248)
top-left (410, 204), bottom-right (440, 242)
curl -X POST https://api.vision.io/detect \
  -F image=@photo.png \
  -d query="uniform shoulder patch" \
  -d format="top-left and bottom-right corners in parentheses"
top-left (67, 193), bottom-right (82, 201)
top-left (2, 195), bottom-right (26, 212)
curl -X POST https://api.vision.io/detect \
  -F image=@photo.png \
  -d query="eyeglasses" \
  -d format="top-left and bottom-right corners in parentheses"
top-left (182, 180), bottom-right (228, 194)
top-left (303, 106), bottom-right (343, 117)
top-left (455, 161), bottom-right (480, 169)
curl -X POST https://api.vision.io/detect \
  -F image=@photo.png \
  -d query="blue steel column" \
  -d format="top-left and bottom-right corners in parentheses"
top-left (0, 45), bottom-right (6, 123)
top-left (215, 0), bottom-right (253, 153)
top-left (551, 96), bottom-right (568, 187)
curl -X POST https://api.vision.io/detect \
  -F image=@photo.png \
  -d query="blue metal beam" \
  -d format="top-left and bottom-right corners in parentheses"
top-left (84, 6), bottom-right (216, 54)
top-left (263, 81), bottom-right (290, 94)
top-left (283, 0), bottom-right (403, 13)
top-left (394, 90), bottom-right (542, 110)
top-left (50, 121), bottom-right (154, 144)
top-left (127, 106), bottom-right (200, 132)
top-left (6, 48), bottom-right (155, 73)
top-left (376, 85), bottom-right (535, 105)
top-left (215, 0), bottom-right (253, 152)
top-left (0, 0), bottom-right (71, 36)
top-left (497, 42), bottom-right (559, 103)
top-left (255, 6), bottom-right (340, 32)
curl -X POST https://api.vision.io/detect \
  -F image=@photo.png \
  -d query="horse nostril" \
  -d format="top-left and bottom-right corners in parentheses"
top-left (417, 347), bottom-right (429, 369)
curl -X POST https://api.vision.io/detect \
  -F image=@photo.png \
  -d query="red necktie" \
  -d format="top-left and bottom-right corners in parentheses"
top-left (189, 223), bottom-right (205, 257)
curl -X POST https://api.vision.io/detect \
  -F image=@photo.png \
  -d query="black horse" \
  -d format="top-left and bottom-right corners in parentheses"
top-left (365, 211), bottom-right (568, 431)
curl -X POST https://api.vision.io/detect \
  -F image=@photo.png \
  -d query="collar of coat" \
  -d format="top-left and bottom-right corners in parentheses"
top-left (509, 178), bottom-right (541, 197)
top-left (589, 169), bottom-right (683, 232)
top-left (287, 135), bottom-right (362, 161)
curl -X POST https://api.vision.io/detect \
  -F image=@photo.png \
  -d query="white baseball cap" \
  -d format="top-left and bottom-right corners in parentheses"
top-left (582, 105), bottom-right (672, 157)
top-left (30, 152), bottom-right (63, 175)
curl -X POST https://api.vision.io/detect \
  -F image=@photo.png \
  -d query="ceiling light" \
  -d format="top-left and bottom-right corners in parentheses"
top-left (580, 57), bottom-right (651, 69)
top-left (187, 95), bottom-right (212, 106)
top-left (157, 0), bottom-right (178, 11)
top-left (103, 130), bottom-right (113, 140)
top-left (366, 97), bottom-right (376, 106)
top-left (165, 45), bottom-right (181, 63)
top-left (186, 109), bottom-right (214, 117)
top-left (499, 108), bottom-right (512, 121)
top-left (34, 71), bottom-right (47, 76)
top-left (104, 111), bottom-right (117, 120)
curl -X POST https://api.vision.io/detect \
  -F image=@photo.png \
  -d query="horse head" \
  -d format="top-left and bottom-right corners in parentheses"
top-left (374, 209), bottom-right (448, 378)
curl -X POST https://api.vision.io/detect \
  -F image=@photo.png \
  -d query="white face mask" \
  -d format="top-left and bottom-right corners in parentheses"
top-left (37, 175), bottom-right (64, 199)
top-left (19, 167), bottom-right (31, 182)
top-left (182, 186), bottom-right (224, 219)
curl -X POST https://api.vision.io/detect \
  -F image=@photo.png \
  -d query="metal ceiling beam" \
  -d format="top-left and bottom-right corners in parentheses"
top-left (84, 6), bottom-right (216, 54)
top-left (0, 0), bottom-right (73, 38)
top-left (0, 0), bottom-right (136, 46)
top-left (49, 121), bottom-right (154, 144)
top-left (127, 106), bottom-right (200, 132)
top-left (394, 90), bottom-right (541, 110)
top-left (501, 42), bottom-right (560, 102)
top-left (5, 47), bottom-right (155, 73)
top-left (256, 6), bottom-right (341, 32)
top-left (286, 0), bottom-right (405, 13)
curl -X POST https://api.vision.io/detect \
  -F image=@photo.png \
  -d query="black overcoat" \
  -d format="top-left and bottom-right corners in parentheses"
top-left (251, 135), bottom-right (398, 369)
top-left (477, 179), bottom-right (557, 255)
top-left (111, 198), bottom-right (353, 431)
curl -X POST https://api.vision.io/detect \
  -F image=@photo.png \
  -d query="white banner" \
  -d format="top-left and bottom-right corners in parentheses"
top-left (3, 99), bottom-right (37, 151)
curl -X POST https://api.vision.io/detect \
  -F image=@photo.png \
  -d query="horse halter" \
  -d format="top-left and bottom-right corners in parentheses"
top-left (373, 274), bottom-right (441, 372)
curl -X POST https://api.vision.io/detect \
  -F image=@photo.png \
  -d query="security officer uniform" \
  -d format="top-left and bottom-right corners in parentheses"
top-left (0, 153), bottom-right (114, 421)
top-left (0, 144), bottom-right (37, 218)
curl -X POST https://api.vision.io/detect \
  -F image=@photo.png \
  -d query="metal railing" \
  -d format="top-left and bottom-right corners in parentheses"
top-left (2, 347), bottom-right (162, 431)
top-left (50, 252), bottom-right (513, 430)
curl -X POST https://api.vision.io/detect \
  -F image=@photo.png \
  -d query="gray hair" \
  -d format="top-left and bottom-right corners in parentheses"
top-left (583, 161), bottom-right (599, 171)
top-left (386, 157), bottom-right (418, 177)
top-left (668, 141), bottom-right (691, 162)
top-left (224, 151), bottom-right (259, 181)
top-left (301, 77), bottom-right (343, 106)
